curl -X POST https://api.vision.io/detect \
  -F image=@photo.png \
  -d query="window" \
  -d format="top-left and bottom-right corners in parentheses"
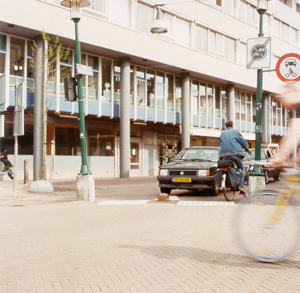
top-left (88, 127), bottom-right (114, 156)
top-left (60, 50), bottom-right (72, 97)
top-left (107, 0), bottom-right (130, 27)
top-left (0, 35), bottom-right (6, 75)
top-left (113, 61), bottom-right (121, 103)
top-left (290, 28), bottom-right (297, 47)
top-left (136, 3), bottom-right (153, 34)
top-left (238, 0), bottom-right (248, 23)
top-left (0, 34), bottom-right (6, 52)
top-left (192, 80), bottom-right (199, 116)
top-left (55, 126), bottom-right (80, 155)
top-left (207, 84), bottom-right (213, 117)
top-left (282, 108), bottom-right (286, 127)
top-left (246, 93), bottom-right (251, 123)
top-left (215, 86), bottom-right (221, 118)
top-left (163, 12), bottom-right (174, 39)
top-left (137, 67), bottom-right (146, 106)
top-left (225, 37), bottom-right (235, 62)
top-left (88, 0), bottom-right (105, 14)
top-left (272, 18), bottom-right (280, 38)
top-left (282, 22), bottom-right (289, 41)
top-left (238, 42), bottom-right (247, 66)
top-left (174, 17), bottom-right (190, 47)
top-left (252, 95), bottom-right (256, 122)
top-left (195, 25), bottom-right (208, 53)
top-left (277, 103), bottom-right (281, 126)
top-left (10, 37), bottom-right (25, 88)
top-left (210, 31), bottom-right (223, 55)
top-left (200, 82), bottom-right (206, 116)
top-left (223, 0), bottom-right (235, 16)
top-left (166, 74), bottom-right (174, 111)
top-left (221, 87), bottom-right (227, 120)
top-left (147, 69), bottom-right (155, 108)
top-left (241, 92), bottom-right (245, 121)
top-left (272, 99), bottom-right (276, 126)
top-left (249, 5), bottom-right (258, 26)
top-left (235, 90), bottom-right (240, 121)
top-left (175, 76), bottom-right (181, 112)
top-left (102, 58), bottom-right (112, 102)
top-left (156, 72), bottom-right (165, 110)
top-left (27, 41), bottom-right (34, 92)
top-left (88, 55), bottom-right (98, 100)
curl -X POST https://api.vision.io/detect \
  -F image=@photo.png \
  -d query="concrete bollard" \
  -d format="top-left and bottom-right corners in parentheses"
top-left (249, 175), bottom-right (265, 195)
top-left (24, 160), bottom-right (29, 184)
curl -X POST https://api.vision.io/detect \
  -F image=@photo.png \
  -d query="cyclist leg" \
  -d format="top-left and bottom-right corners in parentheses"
top-left (231, 155), bottom-right (245, 186)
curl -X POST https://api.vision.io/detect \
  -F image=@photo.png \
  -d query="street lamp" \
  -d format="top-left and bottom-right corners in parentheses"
top-left (61, 0), bottom-right (91, 175)
top-left (253, 0), bottom-right (270, 174)
top-left (151, 5), bottom-right (168, 34)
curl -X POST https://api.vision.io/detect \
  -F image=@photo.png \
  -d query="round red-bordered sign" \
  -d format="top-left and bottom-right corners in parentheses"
top-left (276, 53), bottom-right (300, 82)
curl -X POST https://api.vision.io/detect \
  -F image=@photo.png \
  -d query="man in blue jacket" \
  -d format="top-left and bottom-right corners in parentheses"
top-left (219, 120), bottom-right (252, 194)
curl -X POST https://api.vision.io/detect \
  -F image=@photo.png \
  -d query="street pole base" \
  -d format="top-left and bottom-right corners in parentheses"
top-left (76, 174), bottom-right (95, 202)
top-left (79, 165), bottom-right (91, 175)
top-left (249, 175), bottom-right (266, 195)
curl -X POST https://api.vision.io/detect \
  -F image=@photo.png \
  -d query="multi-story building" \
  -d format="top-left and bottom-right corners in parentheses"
top-left (0, 0), bottom-right (299, 179)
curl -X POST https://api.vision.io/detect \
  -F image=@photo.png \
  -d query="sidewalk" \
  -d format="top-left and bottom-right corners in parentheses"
top-left (0, 177), bottom-right (299, 293)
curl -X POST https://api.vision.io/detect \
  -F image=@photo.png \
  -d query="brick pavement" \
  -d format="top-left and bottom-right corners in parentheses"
top-left (0, 177), bottom-right (299, 293)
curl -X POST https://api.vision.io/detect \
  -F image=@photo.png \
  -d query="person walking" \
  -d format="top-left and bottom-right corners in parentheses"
top-left (219, 120), bottom-right (252, 194)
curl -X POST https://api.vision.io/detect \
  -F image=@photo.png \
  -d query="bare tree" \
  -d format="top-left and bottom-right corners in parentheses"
top-left (30, 32), bottom-right (70, 180)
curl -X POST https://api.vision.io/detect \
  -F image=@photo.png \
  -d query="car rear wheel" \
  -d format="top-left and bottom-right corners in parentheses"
top-left (160, 188), bottom-right (171, 194)
top-left (274, 172), bottom-right (281, 181)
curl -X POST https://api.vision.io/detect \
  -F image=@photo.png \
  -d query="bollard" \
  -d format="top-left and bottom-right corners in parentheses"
top-left (24, 160), bottom-right (29, 184)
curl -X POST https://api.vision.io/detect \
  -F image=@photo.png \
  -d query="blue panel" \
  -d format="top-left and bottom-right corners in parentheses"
top-left (222, 119), bottom-right (226, 130)
top-left (26, 92), bottom-right (34, 109)
top-left (241, 121), bottom-right (246, 132)
top-left (247, 122), bottom-right (251, 132)
top-left (137, 107), bottom-right (145, 121)
top-left (235, 121), bottom-right (240, 130)
top-left (102, 102), bottom-right (112, 117)
top-left (208, 117), bottom-right (213, 128)
top-left (88, 100), bottom-right (98, 116)
top-left (47, 95), bottom-right (56, 111)
top-left (252, 123), bottom-right (256, 132)
top-left (167, 111), bottom-right (174, 124)
top-left (215, 118), bottom-right (221, 129)
top-left (193, 115), bottom-right (199, 127)
top-left (147, 108), bottom-right (155, 121)
top-left (130, 106), bottom-right (134, 119)
top-left (272, 126), bottom-right (276, 134)
top-left (60, 97), bottom-right (72, 113)
top-left (74, 101), bottom-right (78, 114)
top-left (200, 116), bottom-right (206, 127)
top-left (114, 103), bottom-right (120, 117)
top-left (176, 112), bottom-right (181, 124)
top-left (277, 126), bottom-right (281, 136)
top-left (282, 127), bottom-right (285, 135)
top-left (157, 110), bottom-right (164, 123)
top-left (9, 89), bottom-right (15, 106)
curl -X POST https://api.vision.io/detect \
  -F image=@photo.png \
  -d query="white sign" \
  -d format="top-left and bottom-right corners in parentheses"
top-left (246, 37), bottom-right (271, 69)
top-left (275, 53), bottom-right (300, 82)
top-left (76, 64), bottom-right (93, 76)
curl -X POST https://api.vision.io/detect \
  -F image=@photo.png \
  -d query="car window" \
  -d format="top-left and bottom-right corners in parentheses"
top-left (175, 148), bottom-right (219, 161)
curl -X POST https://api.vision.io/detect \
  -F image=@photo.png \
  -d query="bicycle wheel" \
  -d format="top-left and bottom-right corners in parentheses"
top-left (234, 191), bottom-right (300, 262)
top-left (223, 187), bottom-right (236, 201)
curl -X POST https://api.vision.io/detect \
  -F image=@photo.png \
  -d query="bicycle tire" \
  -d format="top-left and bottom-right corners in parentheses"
top-left (233, 191), bottom-right (300, 262)
top-left (8, 170), bottom-right (14, 180)
top-left (223, 187), bottom-right (236, 201)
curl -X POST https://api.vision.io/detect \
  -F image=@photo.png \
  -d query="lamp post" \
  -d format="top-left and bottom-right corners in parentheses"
top-left (60, 0), bottom-right (90, 175)
top-left (253, 0), bottom-right (269, 174)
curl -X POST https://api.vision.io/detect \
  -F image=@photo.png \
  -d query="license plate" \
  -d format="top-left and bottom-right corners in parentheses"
top-left (172, 177), bottom-right (192, 183)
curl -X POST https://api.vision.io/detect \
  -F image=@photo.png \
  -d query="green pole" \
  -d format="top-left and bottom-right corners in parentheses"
top-left (73, 18), bottom-right (90, 175)
top-left (253, 10), bottom-right (265, 175)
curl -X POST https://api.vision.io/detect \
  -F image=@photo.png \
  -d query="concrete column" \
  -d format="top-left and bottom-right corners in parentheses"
top-left (181, 72), bottom-right (190, 149)
top-left (226, 84), bottom-right (235, 124)
top-left (33, 35), bottom-right (44, 181)
top-left (262, 93), bottom-right (270, 144)
top-left (120, 57), bottom-right (130, 178)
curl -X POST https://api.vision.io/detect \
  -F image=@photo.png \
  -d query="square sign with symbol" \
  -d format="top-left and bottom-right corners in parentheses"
top-left (247, 37), bottom-right (271, 69)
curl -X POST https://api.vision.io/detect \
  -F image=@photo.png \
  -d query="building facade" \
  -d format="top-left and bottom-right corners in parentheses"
top-left (0, 0), bottom-right (299, 179)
